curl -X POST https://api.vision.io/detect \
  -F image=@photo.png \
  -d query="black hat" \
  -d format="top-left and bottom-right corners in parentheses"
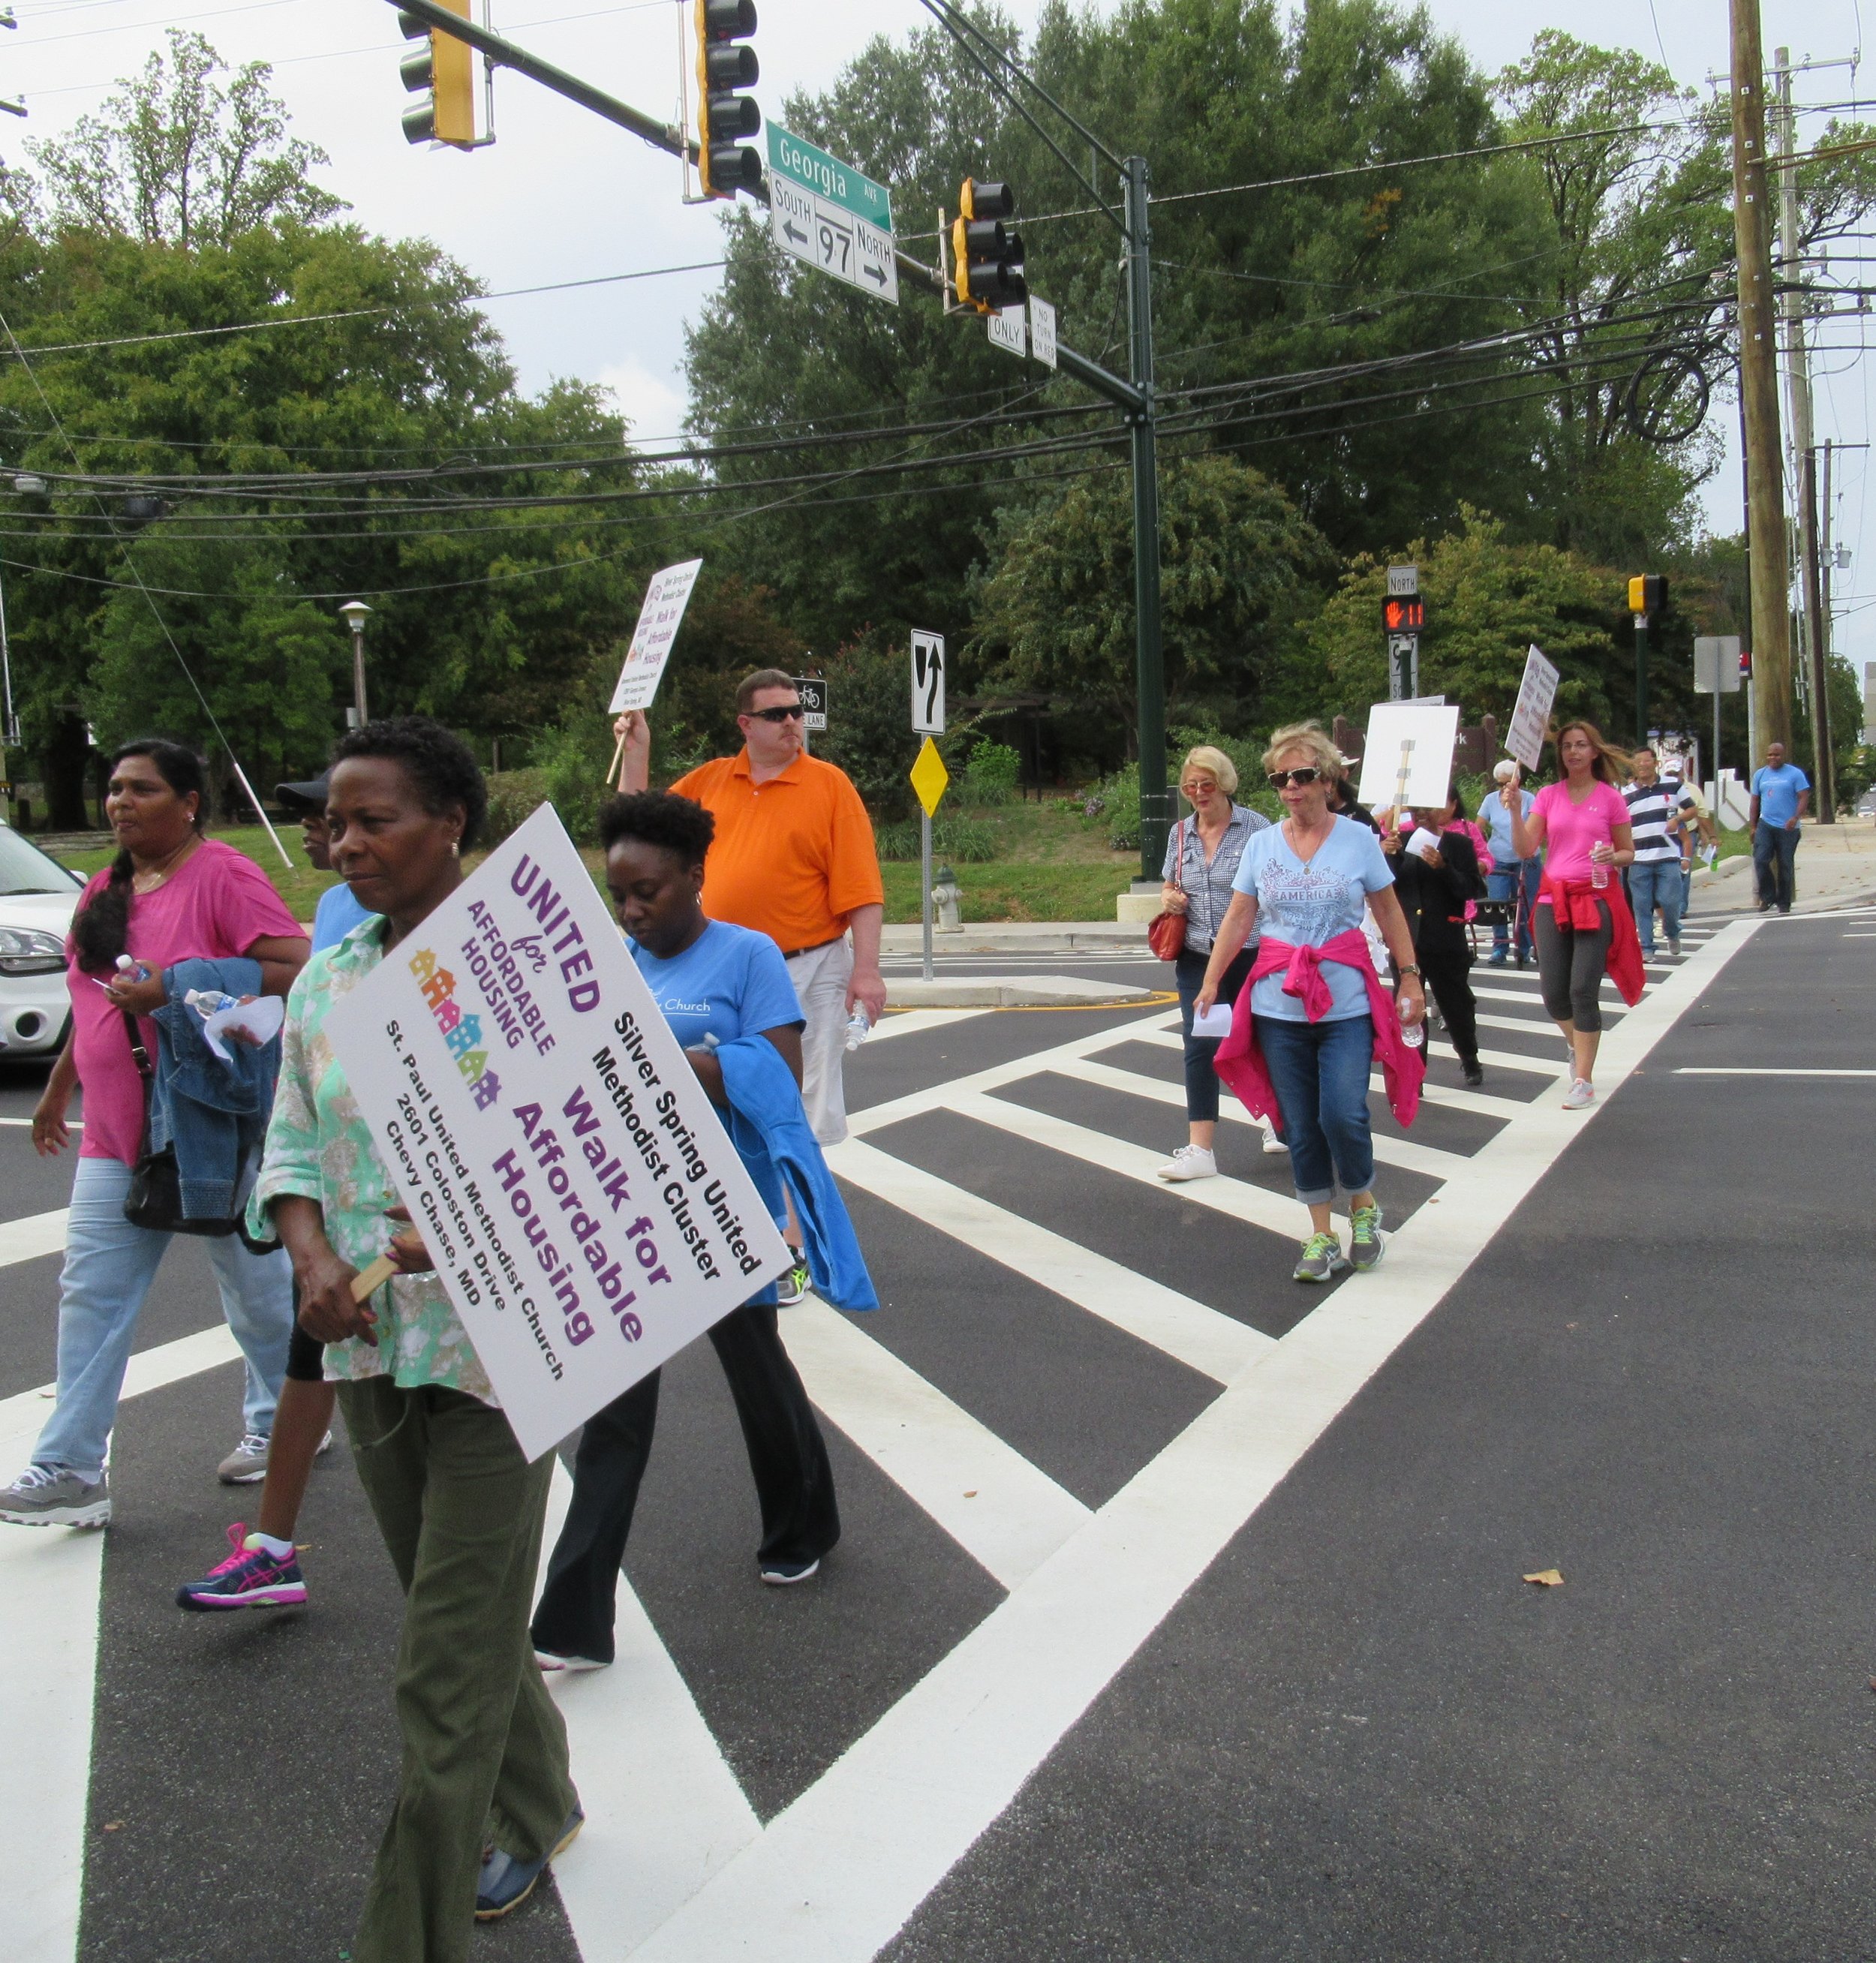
top-left (276, 774), bottom-right (330, 813)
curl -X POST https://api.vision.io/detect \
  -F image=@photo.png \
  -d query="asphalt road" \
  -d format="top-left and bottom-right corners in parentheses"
top-left (2, 908), bottom-right (1865, 1961)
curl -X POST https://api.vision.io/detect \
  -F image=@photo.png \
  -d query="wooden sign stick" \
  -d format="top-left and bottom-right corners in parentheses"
top-left (350, 1253), bottom-right (398, 1301)
top-left (1393, 738), bottom-right (1415, 819)
top-left (605, 729), bottom-right (627, 790)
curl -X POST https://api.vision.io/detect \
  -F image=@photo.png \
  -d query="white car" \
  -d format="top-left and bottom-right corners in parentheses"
top-left (0, 825), bottom-right (85, 1057)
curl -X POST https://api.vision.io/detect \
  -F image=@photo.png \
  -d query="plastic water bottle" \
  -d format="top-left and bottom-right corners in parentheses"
top-left (1399, 997), bottom-right (1424, 1049)
top-left (184, 988), bottom-right (242, 1019)
top-left (1590, 851), bottom-right (1609, 891)
top-left (843, 1006), bottom-right (872, 1051)
top-left (116, 954), bottom-right (151, 983)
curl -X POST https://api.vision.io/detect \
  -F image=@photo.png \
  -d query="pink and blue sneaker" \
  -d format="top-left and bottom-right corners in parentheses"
top-left (176, 1523), bottom-right (308, 1611)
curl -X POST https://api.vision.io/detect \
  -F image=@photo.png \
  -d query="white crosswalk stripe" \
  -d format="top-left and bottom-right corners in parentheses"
top-left (3, 917), bottom-right (1763, 1963)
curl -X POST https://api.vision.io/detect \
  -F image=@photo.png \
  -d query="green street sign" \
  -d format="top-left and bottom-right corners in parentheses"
top-left (766, 125), bottom-right (892, 230)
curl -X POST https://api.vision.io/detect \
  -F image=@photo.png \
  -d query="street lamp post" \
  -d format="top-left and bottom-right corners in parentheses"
top-left (338, 600), bottom-right (373, 727)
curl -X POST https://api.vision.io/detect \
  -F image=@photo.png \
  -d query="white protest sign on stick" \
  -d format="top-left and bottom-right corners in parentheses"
top-left (1357, 702), bottom-right (1460, 813)
top-left (1504, 644), bottom-right (1560, 771)
top-left (608, 558), bottom-right (705, 716)
top-left (323, 803), bottom-right (791, 1461)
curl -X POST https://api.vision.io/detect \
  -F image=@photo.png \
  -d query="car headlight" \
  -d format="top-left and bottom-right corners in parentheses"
top-left (0, 926), bottom-right (68, 975)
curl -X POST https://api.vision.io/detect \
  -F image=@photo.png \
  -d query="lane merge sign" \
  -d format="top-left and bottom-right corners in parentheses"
top-left (767, 125), bottom-right (898, 306)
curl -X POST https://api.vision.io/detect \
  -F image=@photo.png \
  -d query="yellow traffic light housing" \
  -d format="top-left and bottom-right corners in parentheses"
top-left (952, 179), bottom-right (1025, 313)
top-left (696, 0), bottom-right (761, 198)
top-left (399, 1), bottom-right (477, 149)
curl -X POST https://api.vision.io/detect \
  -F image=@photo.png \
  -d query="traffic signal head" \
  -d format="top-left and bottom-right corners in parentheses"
top-left (696, 0), bottom-right (760, 198)
top-left (398, 2), bottom-right (476, 149)
top-left (1381, 595), bottom-right (1425, 634)
top-left (1627, 573), bottom-right (1667, 617)
top-left (952, 179), bottom-right (1026, 312)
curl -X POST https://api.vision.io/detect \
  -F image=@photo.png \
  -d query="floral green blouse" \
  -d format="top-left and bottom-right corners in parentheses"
top-left (248, 915), bottom-right (495, 1404)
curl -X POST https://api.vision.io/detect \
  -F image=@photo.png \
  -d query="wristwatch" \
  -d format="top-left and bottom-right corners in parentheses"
top-left (1398, 963), bottom-right (1423, 980)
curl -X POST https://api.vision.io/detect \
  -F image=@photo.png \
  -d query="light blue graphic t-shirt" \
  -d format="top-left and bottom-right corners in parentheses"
top-left (628, 918), bottom-right (804, 1050)
top-left (1232, 816), bottom-right (1396, 1022)
top-left (1751, 762), bottom-right (1810, 830)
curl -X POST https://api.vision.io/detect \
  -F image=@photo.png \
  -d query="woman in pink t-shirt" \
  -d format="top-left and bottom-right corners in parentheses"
top-left (0, 741), bottom-right (308, 1529)
top-left (1504, 720), bottom-right (1638, 1113)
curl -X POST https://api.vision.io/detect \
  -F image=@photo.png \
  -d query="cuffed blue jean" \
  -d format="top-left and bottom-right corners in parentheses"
top-left (1626, 856), bottom-right (1685, 954)
top-left (32, 1155), bottom-right (294, 1478)
top-left (1254, 1012), bottom-right (1376, 1206)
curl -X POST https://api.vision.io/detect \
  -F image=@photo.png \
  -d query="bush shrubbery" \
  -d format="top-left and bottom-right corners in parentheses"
top-left (873, 816), bottom-right (999, 861)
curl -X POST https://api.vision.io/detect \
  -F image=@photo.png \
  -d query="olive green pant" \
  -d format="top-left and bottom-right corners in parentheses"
top-left (337, 1377), bottom-right (578, 1963)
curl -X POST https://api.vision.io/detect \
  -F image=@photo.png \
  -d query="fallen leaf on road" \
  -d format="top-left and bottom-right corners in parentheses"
top-left (964, 1490), bottom-right (977, 1499)
top-left (1523, 1569), bottom-right (1565, 1587)
top-left (102, 1821), bottom-right (125, 1832)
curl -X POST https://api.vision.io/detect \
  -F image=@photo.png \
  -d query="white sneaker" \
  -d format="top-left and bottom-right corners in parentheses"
top-left (1156, 1144), bottom-right (1217, 1182)
top-left (1562, 1078), bottom-right (1595, 1111)
top-left (1259, 1123), bottom-right (1289, 1155)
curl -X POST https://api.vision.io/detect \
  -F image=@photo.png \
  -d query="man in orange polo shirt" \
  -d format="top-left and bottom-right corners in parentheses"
top-left (616, 669), bottom-right (887, 1169)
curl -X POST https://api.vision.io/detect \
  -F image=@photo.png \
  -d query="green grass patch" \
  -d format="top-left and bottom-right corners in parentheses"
top-left (882, 858), bottom-right (1132, 924)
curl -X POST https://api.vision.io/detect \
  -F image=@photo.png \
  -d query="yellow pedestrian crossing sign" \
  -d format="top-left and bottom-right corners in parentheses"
top-left (909, 737), bottom-right (949, 818)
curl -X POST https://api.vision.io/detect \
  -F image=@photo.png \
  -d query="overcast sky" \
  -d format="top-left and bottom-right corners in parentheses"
top-left (2, 0), bottom-right (1870, 672)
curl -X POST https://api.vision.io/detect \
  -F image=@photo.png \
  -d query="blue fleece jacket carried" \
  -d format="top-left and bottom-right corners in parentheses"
top-left (148, 956), bottom-right (281, 1225)
top-left (714, 1034), bottom-right (878, 1313)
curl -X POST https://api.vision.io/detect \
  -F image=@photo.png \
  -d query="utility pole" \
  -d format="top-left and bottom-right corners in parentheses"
top-left (1729, 0), bottom-right (1793, 756)
top-left (1772, 46), bottom-right (1834, 818)
top-left (1123, 156), bottom-right (1168, 880)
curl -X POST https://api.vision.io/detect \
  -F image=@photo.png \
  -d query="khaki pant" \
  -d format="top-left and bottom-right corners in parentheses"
top-left (337, 1377), bottom-right (578, 1963)
top-left (785, 935), bottom-right (854, 1144)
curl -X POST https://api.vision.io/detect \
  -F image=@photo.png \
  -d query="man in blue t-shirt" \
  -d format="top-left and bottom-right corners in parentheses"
top-left (1748, 741), bottom-right (1811, 915)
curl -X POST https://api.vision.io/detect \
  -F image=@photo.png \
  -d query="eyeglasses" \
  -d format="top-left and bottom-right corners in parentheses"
top-left (747, 705), bottom-right (805, 723)
top-left (1266, 766), bottom-right (1324, 789)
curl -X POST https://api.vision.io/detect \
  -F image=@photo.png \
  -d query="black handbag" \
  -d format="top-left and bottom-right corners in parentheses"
top-left (120, 1009), bottom-right (240, 1237)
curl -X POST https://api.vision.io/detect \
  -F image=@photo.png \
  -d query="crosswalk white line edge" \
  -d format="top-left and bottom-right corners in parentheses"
top-left (623, 919), bottom-right (1760, 1962)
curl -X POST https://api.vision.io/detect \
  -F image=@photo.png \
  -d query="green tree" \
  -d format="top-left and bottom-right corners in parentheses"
top-left (26, 31), bottom-right (344, 248)
top-left (1304, 508), bottom-right (1622, 727)
top-left (972, 451), bottom-right (1333, 748)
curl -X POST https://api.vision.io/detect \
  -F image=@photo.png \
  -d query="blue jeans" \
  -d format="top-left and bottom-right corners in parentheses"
top-left (32, 1156), bottom-right (294, 1478)
top-left (1174, 945), bottom-right (1254, 1123)
top-left (1255, 1012), bottom-right (1376, 1206)
top-left (1753, 822), bottom-right (1799, 911)
top-left (1626, 857), bottom-right (1685, 954)
top-left (1487, 857), bottom-right (1542, 958)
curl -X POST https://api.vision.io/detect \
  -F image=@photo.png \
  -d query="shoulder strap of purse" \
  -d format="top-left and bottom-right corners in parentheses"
top-left (121, 1007), bottom-right (154, 1082)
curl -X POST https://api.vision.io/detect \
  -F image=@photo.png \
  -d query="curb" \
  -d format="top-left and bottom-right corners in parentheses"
top-left (887, 976), bottom-right (1162, 1009)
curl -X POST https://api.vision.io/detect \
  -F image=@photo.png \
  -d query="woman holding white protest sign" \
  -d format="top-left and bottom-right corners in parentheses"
top-left (245, 718), bottom-right (582, 1954)
top-left (531, 789), bottom-right (872, 1676)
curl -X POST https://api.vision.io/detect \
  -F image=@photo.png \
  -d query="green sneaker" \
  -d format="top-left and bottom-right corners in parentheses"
top-left (1292, 1231), bottom-right (1348, 1283)
top-left (1348, 1202), bottom-right (1385, 1272)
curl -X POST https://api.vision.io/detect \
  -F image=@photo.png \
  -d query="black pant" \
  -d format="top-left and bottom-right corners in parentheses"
top-left (530, 1302), bottom-right (840, 1663)
top-left (1173, 945), bottom-right (1255, 1123)
top-left (1415, 948), bottom-right (1479, 1063)
top-left (1534, 896), bottom-right (1613, 1032)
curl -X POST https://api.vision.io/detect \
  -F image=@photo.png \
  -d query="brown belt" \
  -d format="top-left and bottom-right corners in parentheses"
top-left (781, 934), bottom-right (844, 961)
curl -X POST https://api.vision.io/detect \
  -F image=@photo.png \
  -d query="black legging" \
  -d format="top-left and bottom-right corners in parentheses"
top-left (530, 1301), bottom-right (839, 1663)
top-left (1534, 896), bottom-right (1613, 1033)
top-left (1414, 948), bottom-right (1478, 1063)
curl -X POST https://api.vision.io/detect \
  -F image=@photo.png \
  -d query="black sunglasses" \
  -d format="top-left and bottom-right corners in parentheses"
top-left (1266, 766), bottom-right (1324, 789)
top-left (747, 705), bottom-right (805, 723)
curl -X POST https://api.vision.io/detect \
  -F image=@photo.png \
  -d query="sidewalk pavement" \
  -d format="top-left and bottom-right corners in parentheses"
top-left (1693, 815), bottom-right (1876, 917)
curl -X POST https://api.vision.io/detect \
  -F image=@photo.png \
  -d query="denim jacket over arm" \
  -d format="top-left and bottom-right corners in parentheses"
top-left (149, 956), bottom-right (278, 1225)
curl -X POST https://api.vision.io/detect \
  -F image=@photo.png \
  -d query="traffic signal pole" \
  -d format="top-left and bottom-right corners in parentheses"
top-left (1123, 157), bottom-right (1168, 882)
top-left (385, 0), bottom-right (1172, 874)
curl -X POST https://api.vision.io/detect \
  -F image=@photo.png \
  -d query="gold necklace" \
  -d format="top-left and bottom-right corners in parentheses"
top-left (131, 837), bottom-right (199, 895)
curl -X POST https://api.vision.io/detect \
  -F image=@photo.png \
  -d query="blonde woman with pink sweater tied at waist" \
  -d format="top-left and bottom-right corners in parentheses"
top-left (1194, 723), bottom-right (1427, 1285)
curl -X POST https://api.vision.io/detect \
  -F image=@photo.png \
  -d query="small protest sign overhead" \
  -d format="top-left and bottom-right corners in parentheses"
top-left (323, 804), bottom-right (792, 1460)
top-left (1505, 645), bottom-right (1561, 771)
top-left (608, 558), bottom-right (705, 715)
